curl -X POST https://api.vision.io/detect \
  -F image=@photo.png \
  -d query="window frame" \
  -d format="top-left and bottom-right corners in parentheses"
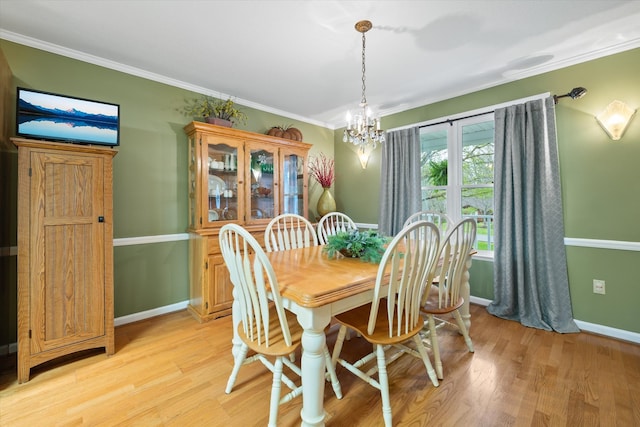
top-left (393, 93), bottom-right (551, 256)
top-left (419, 114), bottom-right (496, 252)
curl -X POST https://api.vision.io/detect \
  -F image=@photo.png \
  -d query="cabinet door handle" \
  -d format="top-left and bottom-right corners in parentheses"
top-left (98, 216), bottom-right (105, 223)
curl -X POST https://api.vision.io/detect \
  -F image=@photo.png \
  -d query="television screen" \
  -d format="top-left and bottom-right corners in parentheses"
top-left (16, 87), bottom-right (120, 147)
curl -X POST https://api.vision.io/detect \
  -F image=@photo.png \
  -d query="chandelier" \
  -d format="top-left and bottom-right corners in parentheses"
top-left (343, 20), bottom-right (385, 155)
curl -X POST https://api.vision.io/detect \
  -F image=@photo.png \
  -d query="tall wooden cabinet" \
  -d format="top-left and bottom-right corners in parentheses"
top-left (13, 138), bottom-right (117, 383)
top-left (184, 122), bottom-right (310, 322)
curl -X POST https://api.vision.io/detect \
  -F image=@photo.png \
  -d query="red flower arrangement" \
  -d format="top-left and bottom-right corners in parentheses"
top-left (308, 153), bottom-right (335, 188)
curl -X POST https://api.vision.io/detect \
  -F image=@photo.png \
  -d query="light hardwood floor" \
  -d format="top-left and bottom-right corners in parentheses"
top-left (1, 304), bottom-right (639, 426)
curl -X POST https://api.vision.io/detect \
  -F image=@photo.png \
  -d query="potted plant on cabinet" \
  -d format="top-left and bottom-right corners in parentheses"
top-left (180, 95), bottom-right (247, 127)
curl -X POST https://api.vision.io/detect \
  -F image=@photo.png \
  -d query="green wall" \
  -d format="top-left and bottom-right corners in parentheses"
top-left (0, 40), bottom-right (334, 346)
top-left (336, 48), bottom-right (640, 334)
top-left (1, 39), bottom-right (638, 349)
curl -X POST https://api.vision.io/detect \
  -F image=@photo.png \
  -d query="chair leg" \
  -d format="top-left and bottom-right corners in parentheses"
top-left (268, 356), bottom-right (284, 427)
top-left (331, 325), bottom-right (348, 367)
top-left (412, 334), bottom-right (439, 387)
top-left (428, 314), bottom-right (444, 380)
top-left (453, 309), bottom-right (474, 352)
top-left (225, 343), bottom-right (249, 394)
top-left (323, 346), bottom-right (343, 399)
top-left (375, 344), bottom-right (393, 427)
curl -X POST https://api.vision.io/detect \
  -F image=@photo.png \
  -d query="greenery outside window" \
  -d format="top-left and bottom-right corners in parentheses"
top-left (420, 115), bottom-right (495, 251)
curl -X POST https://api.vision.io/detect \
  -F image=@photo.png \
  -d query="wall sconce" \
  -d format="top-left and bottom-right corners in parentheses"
top-left (596, 100), bottom-right (636, 141)
top-left (357, 146), bottom-right (372, 169)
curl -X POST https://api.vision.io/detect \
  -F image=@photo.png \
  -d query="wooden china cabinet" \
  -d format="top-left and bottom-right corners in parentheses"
top-left (184, 122), bottom-right (310, 322)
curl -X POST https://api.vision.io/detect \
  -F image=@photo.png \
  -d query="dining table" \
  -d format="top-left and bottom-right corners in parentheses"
top-left (228, 244), bottom-right (473, 427)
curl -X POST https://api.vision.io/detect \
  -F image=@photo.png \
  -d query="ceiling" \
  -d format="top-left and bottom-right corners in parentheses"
top-left (2, 1), bottom-right (640, 129)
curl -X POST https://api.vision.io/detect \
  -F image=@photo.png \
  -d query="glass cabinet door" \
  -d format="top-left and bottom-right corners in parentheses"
top-left (247, 143), bottom-right (278, 222)
top-left (206, 142), bottom-right (241, 225)
top-left (282, 151), bottom-right (306, 216)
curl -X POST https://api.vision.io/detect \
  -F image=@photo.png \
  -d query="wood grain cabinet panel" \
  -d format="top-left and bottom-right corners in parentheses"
top-left (13, 138), bottom-right (116, 383)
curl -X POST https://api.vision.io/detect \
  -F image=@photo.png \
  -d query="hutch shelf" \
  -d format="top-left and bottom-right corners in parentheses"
top-left (184, 122), bottom-right (310, 322)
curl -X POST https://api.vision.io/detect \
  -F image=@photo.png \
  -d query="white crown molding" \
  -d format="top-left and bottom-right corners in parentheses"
top-left (5, 28), bottom-right (638, 131)
top-left (0, 30), bottom-right (331, 129)
top-left (377, 38), bottom-right (640, 122)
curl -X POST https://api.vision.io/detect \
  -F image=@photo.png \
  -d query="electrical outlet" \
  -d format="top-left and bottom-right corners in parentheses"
top-left (593, 279), bottom-right (606, 295)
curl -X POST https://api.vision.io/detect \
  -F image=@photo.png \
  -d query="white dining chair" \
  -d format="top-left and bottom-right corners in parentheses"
top-left (264, 213), bottom-right (318, 252)
top-left (331, 220), bottom-right (441, 427)
top-left (317, 212), bottom-right (358, 244)
top-left (420, 218), bottom-right (476, 379)
top-left (403, 210), bottom-right (453, 235)
top-left (219, 223), bottom-right (342, 427)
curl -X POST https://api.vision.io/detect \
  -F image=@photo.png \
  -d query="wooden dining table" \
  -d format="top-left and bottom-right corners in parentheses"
top-left (228, 244), bottom-right (473, 427)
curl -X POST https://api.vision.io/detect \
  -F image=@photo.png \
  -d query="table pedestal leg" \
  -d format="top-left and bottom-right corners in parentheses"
top-left (296, 307), bottom-right (331, 427)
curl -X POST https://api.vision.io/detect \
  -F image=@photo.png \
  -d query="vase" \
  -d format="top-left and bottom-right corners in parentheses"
top-left (317, 187), bottom-right (336, 217)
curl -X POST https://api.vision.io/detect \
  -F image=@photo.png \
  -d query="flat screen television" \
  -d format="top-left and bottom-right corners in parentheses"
top-left (16, 87), bottom-right (120, 147)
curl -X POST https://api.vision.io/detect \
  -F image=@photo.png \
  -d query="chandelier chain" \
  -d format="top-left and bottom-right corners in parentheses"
top-left (361, 31), bottom-right (367, 106)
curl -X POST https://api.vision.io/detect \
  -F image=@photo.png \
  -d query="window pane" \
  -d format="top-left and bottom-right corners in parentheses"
top-left (462, 121), bottom-right (494, 185)
top-left (462, 187), bottom-right (494, 250)
top-left (421, 188), bottom-right (447, 214)
top-left (420, 128), bottom-right (448, 186)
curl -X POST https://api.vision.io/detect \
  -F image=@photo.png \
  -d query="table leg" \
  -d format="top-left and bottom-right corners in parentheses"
top-left (296, 306), bottom-right (332, 427)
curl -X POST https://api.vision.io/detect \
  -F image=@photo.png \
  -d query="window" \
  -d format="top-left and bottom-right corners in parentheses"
top-left (420, 115), bottom-right (495, 251)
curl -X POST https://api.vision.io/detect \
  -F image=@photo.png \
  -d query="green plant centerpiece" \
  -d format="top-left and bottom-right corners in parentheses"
top-left (180, 95), bottom-right (247, 126)
top-left (323, 229), bottom-right (390, 264)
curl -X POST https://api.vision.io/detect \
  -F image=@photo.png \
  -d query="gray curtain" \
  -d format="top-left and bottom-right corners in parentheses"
top-left (487, 97), bottom-right (579, 333)
top-left (378, 127), bottom-right (421, 236)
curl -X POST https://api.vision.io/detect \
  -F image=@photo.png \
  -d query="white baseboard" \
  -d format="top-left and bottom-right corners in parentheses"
top-left (469, 296), bottom-right (492, 306)
top-left (3, 297), bottom-right (638, 355)
top-left (0, 301), bottom-right (190, 356)
top-left (113, 300), bottom-right (189, 327)
top-left (470, 296), bottom-right (640, 344)
top-left (573, 320), bottom-right (640, 344)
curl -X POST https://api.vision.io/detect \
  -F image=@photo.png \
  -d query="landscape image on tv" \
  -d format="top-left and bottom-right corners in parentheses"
top-left (17, 87), bottom-right (120, 146)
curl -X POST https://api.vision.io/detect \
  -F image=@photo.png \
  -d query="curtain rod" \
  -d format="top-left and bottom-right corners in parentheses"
top-left (418, 110), bottom-right (493, 128)
top-left (385, 92), bottom-right (551, 133)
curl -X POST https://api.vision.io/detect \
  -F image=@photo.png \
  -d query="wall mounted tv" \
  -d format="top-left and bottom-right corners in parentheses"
top-left (16, 87), bottom-right (120, 147)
